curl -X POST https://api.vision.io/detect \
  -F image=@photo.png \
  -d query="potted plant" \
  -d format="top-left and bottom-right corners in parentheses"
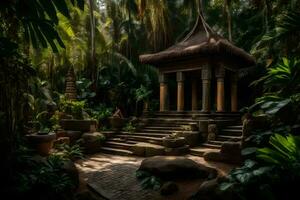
top-left (59, 99), bottom-right (97, 132)
top-left (26, 111), bottom-right (57, 156)
top-left (26, 126), bottom-right (56, 156)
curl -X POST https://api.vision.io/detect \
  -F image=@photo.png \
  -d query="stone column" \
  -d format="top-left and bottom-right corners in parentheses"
top-left (201, 65), bottom-right (212, 112)
top-left (215, 64), bottom-right (225, 112)
top-left (159, 73), bottom-right (168, 111)
top-left (231, 73), bottom-right (238, 112)
top-left (177, 72), bottom-right (185, 111)
top-left (192, 80), bottom-right (198, 111)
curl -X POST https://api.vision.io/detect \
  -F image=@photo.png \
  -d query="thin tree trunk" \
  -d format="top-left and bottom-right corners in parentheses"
top-left (224, 0), bottom-right (232, 42)
top-left (89, 0), bottom-right (96, 82)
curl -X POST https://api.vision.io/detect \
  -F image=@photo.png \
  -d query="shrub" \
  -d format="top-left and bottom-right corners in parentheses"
top-left (59, 98), bottom-right (86, 119)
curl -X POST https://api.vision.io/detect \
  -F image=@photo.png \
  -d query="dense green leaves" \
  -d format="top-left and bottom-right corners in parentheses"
top-left (257, 134), bottom-right (300, 166)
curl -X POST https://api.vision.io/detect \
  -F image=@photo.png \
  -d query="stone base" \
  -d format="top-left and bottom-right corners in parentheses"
top-left (60, 119), bottom-right (97, 132)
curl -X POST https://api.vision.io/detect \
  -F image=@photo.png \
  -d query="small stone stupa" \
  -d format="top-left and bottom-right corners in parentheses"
top-left (65, 67), bottom-right (77, 100)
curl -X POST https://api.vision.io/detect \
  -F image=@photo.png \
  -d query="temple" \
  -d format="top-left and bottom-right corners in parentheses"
top-left (139, 14), bottom-right (255, 113)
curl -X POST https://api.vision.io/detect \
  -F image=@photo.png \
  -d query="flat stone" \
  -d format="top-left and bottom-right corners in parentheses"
top-left (138, 156), bottom-right (217, 180)
top-left (130, 142), bottom-right (165, 157)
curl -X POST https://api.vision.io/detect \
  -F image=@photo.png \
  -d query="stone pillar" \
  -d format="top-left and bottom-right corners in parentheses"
top-left (201, 65), bottom-right (212, 112)
top-left (159, 73), bottom-right (168, 111)
top-left (231, 73), bottom-right (238, 112)
top-left (215, 64), bottom-right (225, 112)
top-left (177, 72), bottom-right (185, 111)
top-left (192, 80), bottom-right (198, 111)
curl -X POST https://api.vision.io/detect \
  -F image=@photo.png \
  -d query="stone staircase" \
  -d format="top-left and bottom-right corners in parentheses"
top-left (100, 118), bottom-right (199, 156)
top-left (190, 124), bottom-right (243, 156)
top-left (100, 112), bottom-right (243, 157)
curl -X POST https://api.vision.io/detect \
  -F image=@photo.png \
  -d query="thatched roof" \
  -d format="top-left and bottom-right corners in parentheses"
top-left (139, 15), bottom-right (256, 68)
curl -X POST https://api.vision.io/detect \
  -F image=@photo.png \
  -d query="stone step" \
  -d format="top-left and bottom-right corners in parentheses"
top-left (146, 112), bottom-right (241, 118)
top-left (115, 134), bottom-right (163, 145)
top-left (217, 135), bottom-right (242, 142)
top-left (190, 147), bottom-right (220, 157)
top-left (142, 126), bottom-right (186, 130)
top-left (108, 138), bottom-right (137, 144)
top-left (225, 125), bottom-right (243, 129)
top-left (220, 129), bottom-right (242, 136)
top-left (140, 129), bottom-right (199, 134)
top-left (141, 118), bottom-right (199, 123)
top-left (118, 132), bottom-right (169, 138)
top-left (104, 141), bottom-right (134, 150)
top-left (202, 143), bottom-right (222, 149)
top-left (100, 147), bottom-right (133, 156)
top-left (207, 140), bottom-right (225, 146)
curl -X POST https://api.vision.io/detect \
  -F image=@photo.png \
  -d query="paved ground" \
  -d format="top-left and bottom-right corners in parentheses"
top-left (76, 154), bottom-right (235, 200)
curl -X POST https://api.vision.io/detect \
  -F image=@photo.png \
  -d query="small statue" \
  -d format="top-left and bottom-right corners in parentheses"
top-left (112, 107), bottom-right (124, 118)
top-left (207, 122), bottom-right (217, 141)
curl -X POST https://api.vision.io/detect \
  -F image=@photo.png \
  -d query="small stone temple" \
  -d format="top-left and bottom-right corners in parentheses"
top-left (139, 13), bottom-right (255, 113)
top-left (99, 7), bottom-right (256, 157)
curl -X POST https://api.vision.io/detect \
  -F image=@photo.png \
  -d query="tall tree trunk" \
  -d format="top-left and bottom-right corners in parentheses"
top-left (89, 0), bottom-right (96, 83)
top-left (224, 0), bottom-right (232, 42)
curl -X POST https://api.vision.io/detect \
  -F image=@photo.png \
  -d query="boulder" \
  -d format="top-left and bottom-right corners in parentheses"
top-left (164, 145), bottom-right (190, 156)
top-left (130, 143), bottom-right (145, 156)
top-left (220, 142), bottom-right (241, 156)
top-left (66, 130), bottom-right (82, 144)
top-left (82, 132), bottom-right (105, 154)
top-left (188, 178), bottom-right (219, 200)
top-left (160, 181), bottom-right (179, 196)
top-left (139, 156), bottom-right (217, 180)
top-left (130, 143), bottom-right (165, 157)
top-left (163, 137), bottom-right (186, 148)
top-left (203, 151), bottom-right (242, 165)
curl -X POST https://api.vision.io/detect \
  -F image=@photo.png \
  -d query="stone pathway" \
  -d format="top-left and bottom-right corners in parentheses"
top-left (76, 154), bottom-right (235, 200)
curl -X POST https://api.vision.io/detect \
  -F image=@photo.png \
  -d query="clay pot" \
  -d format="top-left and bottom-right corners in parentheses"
top-left (26, 132), bottom-right (56, 156)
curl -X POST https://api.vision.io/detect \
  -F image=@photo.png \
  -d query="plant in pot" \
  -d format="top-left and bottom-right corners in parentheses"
top-left (26, 111), bottom-right (56, 156)
top-left (59, 99), bottom-right (97, 132)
